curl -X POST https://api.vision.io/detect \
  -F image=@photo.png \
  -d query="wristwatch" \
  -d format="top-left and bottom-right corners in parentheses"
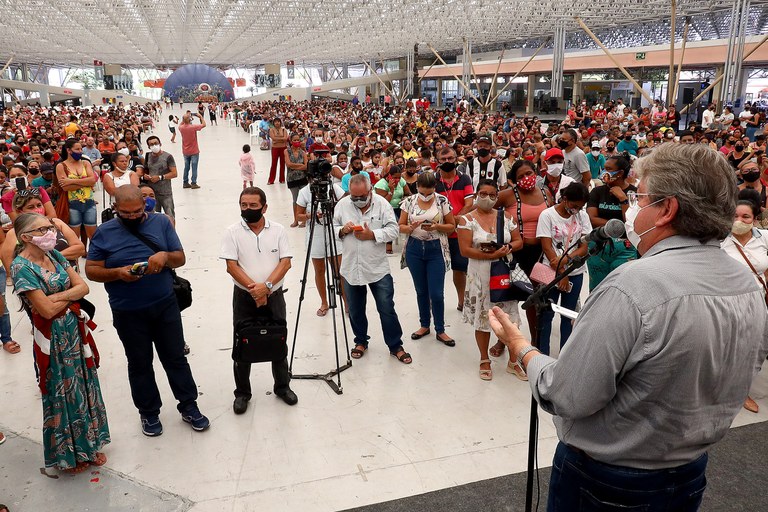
top-left (619, 199), bottom-right (628, 205)
top-left (265, 281), bottom-right (274, 291)
top-left (516, 345), bottom-right (541, 370)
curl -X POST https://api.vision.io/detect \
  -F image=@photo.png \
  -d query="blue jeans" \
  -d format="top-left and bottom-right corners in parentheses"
top-left (0, 267), bottom-right (11, 344)
top-left (538, 273), bottom-right (583, 356)
top-left (343, 274), bottom-right (403, 353)
top-left (68, 199), bottom-right (97, 227)
top-left (405, 239), bottom-right (446, 333)
top-left (548, 442), bottom-right (707, 511)
top-left (183, 153), bottom-right (200, 185)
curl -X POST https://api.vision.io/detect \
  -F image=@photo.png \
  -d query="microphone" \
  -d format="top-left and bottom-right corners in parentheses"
top-left (582, 218), bottom-right (625, 243)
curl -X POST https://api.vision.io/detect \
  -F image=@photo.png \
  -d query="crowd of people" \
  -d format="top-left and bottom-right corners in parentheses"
top-left (1, 93), bottom-right (767, 491)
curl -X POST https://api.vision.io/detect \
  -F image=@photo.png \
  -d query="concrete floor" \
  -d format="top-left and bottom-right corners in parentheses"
top-left (0, 107), bottom-right (766, 512)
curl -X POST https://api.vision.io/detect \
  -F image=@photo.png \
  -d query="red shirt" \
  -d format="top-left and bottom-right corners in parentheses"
top-left (178, 123), bottom-right (204, 156)
top-left (434, 173), bottom-right (474, 238)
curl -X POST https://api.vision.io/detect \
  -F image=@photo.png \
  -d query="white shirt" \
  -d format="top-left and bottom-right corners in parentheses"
top-left (333, 193), bottom-right (399, 286)
top-left (721, 229), bottom-right (768, 284)
top-left (702, 109), bottom-right (715, 129)
top-left (219, 219), bottom-right (293, 290)
top-left (536, 206), bottom-right (593, 275)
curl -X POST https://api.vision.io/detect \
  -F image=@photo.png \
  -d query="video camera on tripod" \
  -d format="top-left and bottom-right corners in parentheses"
top-left (307, 148), bottom-right (334, 202)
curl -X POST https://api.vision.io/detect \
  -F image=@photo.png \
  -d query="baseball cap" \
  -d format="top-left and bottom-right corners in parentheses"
top-left (476, 136), bottom-right (492, 144)
top-left (312, 143), bottom-right (330, 154)
top-left (591, 141), bottom-right (601, 149)
top-left (544, 148), bottom-right (564, 161)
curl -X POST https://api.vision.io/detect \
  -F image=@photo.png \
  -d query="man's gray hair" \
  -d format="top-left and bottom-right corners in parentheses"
top-left (349, 173), bottom-right (372, 190)
top-left (635, 143), bottom-right (737, 242)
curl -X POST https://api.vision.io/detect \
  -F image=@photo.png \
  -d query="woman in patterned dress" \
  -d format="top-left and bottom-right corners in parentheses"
top-left (10, 213), bottom-right (109, 473)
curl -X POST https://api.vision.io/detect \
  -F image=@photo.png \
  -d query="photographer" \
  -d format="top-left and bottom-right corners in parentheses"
top-left (178, 113), bottom-right (206, 189)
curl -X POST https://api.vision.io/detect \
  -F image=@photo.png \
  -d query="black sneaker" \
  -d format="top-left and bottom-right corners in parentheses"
top-left (181, 405), bottom-right (210, 431)
top-left (141, 415), bottom-right (163, 437)
top-left (190, 183), bottom-right (201, 189)
top-left (183, 183), bottom-right (192, 189)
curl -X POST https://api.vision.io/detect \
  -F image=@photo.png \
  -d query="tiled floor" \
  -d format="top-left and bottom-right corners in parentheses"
top-left (0, 107), bottom-right (766, 512)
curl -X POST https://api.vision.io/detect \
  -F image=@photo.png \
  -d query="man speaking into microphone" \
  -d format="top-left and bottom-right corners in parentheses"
top-left (490, 143), bottom-right (768, 511)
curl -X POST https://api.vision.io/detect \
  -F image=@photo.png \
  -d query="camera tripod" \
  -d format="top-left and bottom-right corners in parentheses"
top-left (288, 180), bottom-right (352, 394)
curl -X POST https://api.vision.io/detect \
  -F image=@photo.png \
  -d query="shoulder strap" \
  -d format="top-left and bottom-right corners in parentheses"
top-left (496, 208), bottom-right (504, 246)
top-left (734, 241), bottom-right (768, 293)
top-left (126, 225), bottom-right (162, 253)
top-left (513, 186), bottom-right (523, 235)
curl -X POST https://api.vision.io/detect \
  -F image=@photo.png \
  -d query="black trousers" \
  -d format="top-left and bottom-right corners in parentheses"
top-left (112, 296), bottom-right (198, 417)
top-left (232, 286), bottom-right (291, 400)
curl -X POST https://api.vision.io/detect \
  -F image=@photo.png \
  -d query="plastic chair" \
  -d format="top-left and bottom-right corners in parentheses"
top-left (227, 112), bottom-right (237, 127)
top-left (249, 122), bottom-right (259, 145)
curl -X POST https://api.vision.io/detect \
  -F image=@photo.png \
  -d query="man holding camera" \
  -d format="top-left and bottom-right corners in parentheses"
top-left (86, 185), bottom-right (209, 437)
top-left (178, 113), bottom-right (206, 189)
top-left (138, 135), bottom-right (177, 218)
top-left (220, 187), bottom-right (297, 414)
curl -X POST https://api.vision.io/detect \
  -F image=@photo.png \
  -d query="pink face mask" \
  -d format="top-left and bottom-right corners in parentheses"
top-left (31, 207), bottom-right (45, 215)
top-left (30, 229), bottom-right (57, 252)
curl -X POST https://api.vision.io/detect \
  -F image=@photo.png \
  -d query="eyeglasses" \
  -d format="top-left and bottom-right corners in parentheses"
top-left (22, 224), bottom-right (55, 236)
top-left (627, 191), bottom-right (663, 208)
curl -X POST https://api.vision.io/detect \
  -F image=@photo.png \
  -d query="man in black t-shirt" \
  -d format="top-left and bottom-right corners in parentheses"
top-left (585, 155), bottom-right (638, 290)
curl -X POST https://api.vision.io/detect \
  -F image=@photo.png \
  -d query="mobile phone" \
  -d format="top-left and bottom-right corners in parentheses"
top-left (352, 225), bottom-right (364, 232)
top-left (14, 177), bottom-right (26, 191)
top-left (480, 242), bottom-right (502, 252)
top-left (421, 220), bottom-right (433, 225)
top-left (130, 262), bottom-right (149, 275)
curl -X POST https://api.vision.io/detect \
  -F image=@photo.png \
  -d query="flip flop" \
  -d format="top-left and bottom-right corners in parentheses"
top-left (92, 452), bottom-right (107, 466)
top-left (2, 341), bottom-right (20, 354)
top-left (489, 342), bottom-right (505, 358)
top-left (317, 306), bottom-right (329, 317)
top-left (0, 432), bottom-right (6, 445)
top-left (64, 461), bottom-right (90, 474)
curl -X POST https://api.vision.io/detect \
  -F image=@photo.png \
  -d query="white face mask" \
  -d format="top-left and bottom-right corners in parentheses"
top-left (546, 162), bottom-right (563, 177)
top-left (150, 145), bottom-right (162, 154)
top-left (417, 192), bottom-right (435, 202)
top-left (590, 150), bottom-right (600, 157)
top-left (732, 220), bottom-right (753, 235)
top-left (118, 147), bottom-right (130, 156)
top-left (624, 197), bottom-right (665, 250)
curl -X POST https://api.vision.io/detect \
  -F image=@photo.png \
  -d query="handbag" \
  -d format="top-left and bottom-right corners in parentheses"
top-left (232, 319), bottom-right (288, 363)
top-left (733, 242), bottom-right (768, 307)
top-left (489, 208), bottom-right (533, 303)
top-left (126, 228), bottom-right (194, 311)
top-left (100, 177), bottom-right (115, 223)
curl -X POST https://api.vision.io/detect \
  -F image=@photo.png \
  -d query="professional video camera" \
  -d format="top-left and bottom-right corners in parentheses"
top-left (307, 150), bottom-right (334, 203)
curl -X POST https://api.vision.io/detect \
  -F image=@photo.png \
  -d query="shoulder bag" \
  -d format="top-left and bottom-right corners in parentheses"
top-left (733, 242), bottom-right (768, 307)
top-left (101, 175), bottom-right (115, 223)
top-left (126, 227), bottom-right (193, 311)
top-left (489, 208), bottom-right (533, 303)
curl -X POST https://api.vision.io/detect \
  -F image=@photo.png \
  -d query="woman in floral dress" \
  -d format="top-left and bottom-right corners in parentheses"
top-left (10, 213), bottom-right (109, 473)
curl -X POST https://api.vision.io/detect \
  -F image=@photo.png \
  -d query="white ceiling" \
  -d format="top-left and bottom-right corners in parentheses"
top-left (1, 0), bottom-right (766, 67)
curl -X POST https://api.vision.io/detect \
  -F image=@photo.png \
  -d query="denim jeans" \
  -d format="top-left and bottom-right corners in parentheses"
top-left (547, 442), bottom-right (708, 512)
top-left (405, 238), bottom-right (446, 333)
top-left (0, 266), bottom-right (11, 344)
top-left (343, 274), bottom-right (404, 353)
top-left (183, 153), bottom-right (200, 185)
top-left (538, 273), bottom-right (583, 356)
top-left (112, 296), bottom-right (199, 417)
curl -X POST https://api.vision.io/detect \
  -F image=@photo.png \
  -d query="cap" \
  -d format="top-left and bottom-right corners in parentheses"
top-left (312, 143), bottom-right (330, 153)
top-left (591, 141), bottom-right (601, 149)
top-left (544, 148), bottom-right (564, 161)
top-left (476, 136), bottom-right (492, 144)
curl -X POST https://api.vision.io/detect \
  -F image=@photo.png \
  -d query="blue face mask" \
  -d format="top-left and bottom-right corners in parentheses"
top-left (71, 152), bottom-right (82, 161)
top-left (144, 197), bottom-right (156, 212)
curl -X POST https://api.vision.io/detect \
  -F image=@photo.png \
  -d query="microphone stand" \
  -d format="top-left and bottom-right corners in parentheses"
top-left (520, 240), bottom-right (607, 512)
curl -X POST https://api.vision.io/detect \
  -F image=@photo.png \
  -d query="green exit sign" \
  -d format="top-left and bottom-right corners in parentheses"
top-left (635, 52), bottom-right (646, 60)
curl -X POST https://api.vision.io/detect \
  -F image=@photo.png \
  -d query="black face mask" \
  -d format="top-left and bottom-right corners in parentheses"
top-left (476, 148), bottom-right (491, 158)
top-left (119, 213), bottom-right (145, 230)
top-left (743, 171), bottom-right (761, 183)
top-left (735, 144), bottom-right (744, 152)
top-left (241, 207), bottom-right (263, 224)
top-left (352, 165), bottom-right (363, 173)
top-left (624, 135), bottom-right (632, 141)
top-left (440, 161), bottom-right (457, 173)
top-left (29, 168), bottom-right (40, 175)
top-left (606, 146), bottom-right (615, 151)
top-left (557, 139), bottom-right (569, 149)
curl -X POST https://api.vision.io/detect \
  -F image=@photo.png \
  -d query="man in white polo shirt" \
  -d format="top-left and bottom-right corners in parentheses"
top-left (220, 187), bottom-right (297, 414)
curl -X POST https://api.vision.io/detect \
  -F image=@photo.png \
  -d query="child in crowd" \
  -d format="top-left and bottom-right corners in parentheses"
top-left (168, 115), bottom-right (179, 143)
top-left (239, 144), bottom-right (255, 189)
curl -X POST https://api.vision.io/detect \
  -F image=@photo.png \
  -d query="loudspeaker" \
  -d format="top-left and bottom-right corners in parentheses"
top-left (104, 76), bottom-right (114, 90)
top-left (683, 88), bottom-right (694, 104)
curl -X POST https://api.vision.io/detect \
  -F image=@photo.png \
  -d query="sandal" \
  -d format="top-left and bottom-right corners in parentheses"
top-left (92, 452), bottom-right (107, 466)
top-left (411, 328), bottom-right (430, 340)
top-left (436, 333), bottom-right (456, 347)
top-left (479, 359), bottom-right (492, 381)
top-left (489, 341), bottom-right (505, 358)
top-left (0, 432), bottom-right (6, 445)
top-left (317, 305), bottom-right (329, 317)
top-left (391, 349), bottom-right (412, 364)
top-left (2, 341), bottom-right (20, 354)
top-left (63, 461), bottom-right (90, 474)
top-left (507, 360), bottom-right (528, 381)
top-left (290, 222), bottom-right (299, 228)
top-left (351, 345), bottom-right (367, 359)
top-left (457, 303), bottom-right (464, 312)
